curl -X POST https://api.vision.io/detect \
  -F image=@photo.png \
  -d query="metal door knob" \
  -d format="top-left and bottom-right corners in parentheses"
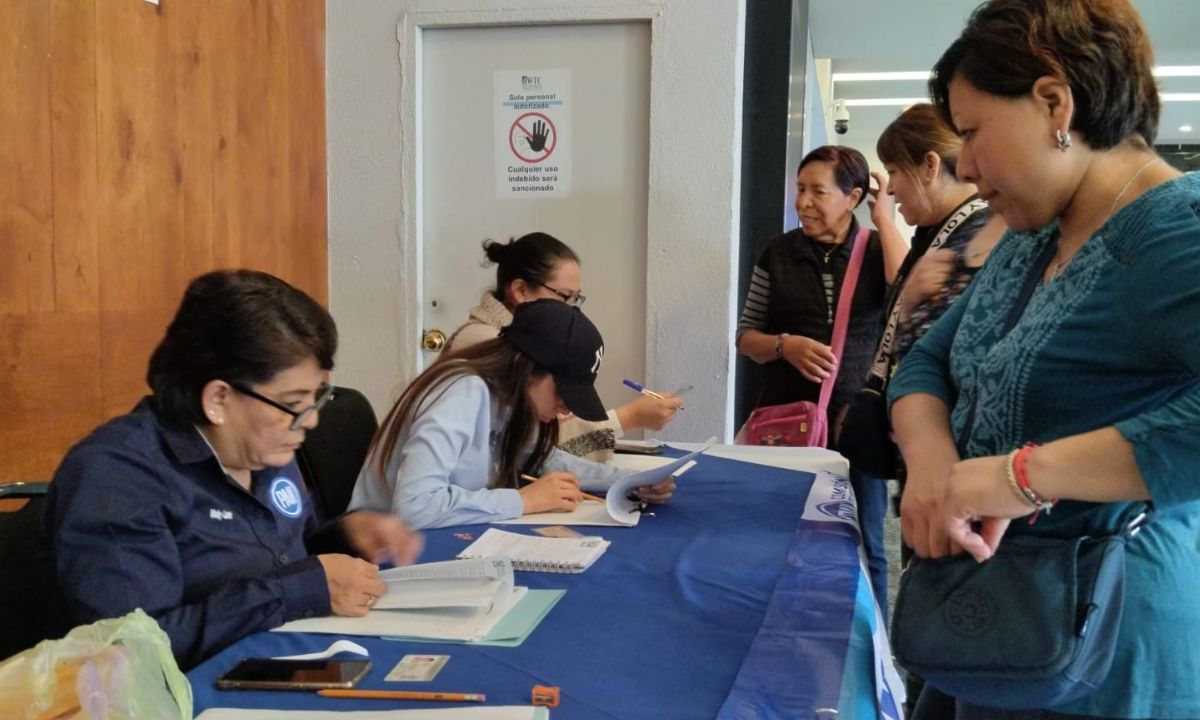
top-left (422, 329), bottom-right (447, 351)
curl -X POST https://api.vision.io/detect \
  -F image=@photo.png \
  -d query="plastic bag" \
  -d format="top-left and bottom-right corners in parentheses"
top-left (0, 609), bottom-right (192, 720)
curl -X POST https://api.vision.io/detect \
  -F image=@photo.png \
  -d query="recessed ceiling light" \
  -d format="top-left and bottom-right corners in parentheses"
top-left (832, 71), bottom-right (930, 82)
top-left (1181, 124), bottom-right (1194, 133)
top-left (1154, 66), bottom-right (1200, 78)
top-left (841, 97), bottom-right (929, 107)
top-left (830, 66), bottom-right (1200, 83)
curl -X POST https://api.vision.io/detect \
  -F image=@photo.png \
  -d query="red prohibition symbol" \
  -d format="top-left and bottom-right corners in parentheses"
top-left (509, 112), bottom-right (557, 164)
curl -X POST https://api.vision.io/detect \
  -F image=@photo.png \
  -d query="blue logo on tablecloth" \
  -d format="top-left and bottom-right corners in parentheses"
top-left (269, 477), bottom-right (303, 518)
top-left (817, 500), bottom-right (857, 521)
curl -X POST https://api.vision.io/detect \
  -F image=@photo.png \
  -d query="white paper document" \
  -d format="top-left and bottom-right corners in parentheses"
top-left (377, 558), bottom-right (513, 611)
top-left (196, 708), bottom-right (549, 720)
top-left (498, 440), bottom-right (713, 527)
top-left (272, 587), bottom-right (527, 641)
top-left (458, 529), bottom-right (609, 573)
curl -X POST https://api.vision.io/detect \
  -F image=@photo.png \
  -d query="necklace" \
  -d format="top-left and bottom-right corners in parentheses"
top-left (814, 242), bottom-right (840, 264)
top-left (1049, 156), bottom-right (1161, 280)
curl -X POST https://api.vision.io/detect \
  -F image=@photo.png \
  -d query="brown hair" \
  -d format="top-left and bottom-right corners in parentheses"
top-left (798, 145), bottom-right (870, 208)
top-left (929, 0), bottom-right (1159, 150)
top-left (876, 103), bottom-right (965, 213)
top-left (483, 232), bottom-right (580, 307)
top-left (370, 338), bottom-right (558, 491)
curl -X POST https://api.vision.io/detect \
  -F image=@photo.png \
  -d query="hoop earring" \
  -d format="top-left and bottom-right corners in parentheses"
top-left (1056, 129), bottom-right (1072, 153)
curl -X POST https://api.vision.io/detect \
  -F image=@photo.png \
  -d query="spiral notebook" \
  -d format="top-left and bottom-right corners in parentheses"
top-left (457, 528), bottom-right (610, 573)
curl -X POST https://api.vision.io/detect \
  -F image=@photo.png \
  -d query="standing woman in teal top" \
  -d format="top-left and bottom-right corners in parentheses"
top-left (889, 1), bottom-right (1200, 718)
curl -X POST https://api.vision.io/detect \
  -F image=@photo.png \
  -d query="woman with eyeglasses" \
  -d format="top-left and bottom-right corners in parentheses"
top-left (445, 232), bottom-right (682, 464)
top-left (45, 270), bottom-right (423, 669)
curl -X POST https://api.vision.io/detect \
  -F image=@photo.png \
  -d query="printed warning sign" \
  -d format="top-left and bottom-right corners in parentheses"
top-left (495, 70), bottom-right (571, 198)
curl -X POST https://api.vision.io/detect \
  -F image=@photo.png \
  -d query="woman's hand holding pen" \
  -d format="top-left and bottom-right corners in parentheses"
top-left (616, 394), bottom-right (684, 432)
top-left (519, 471), bottom-right (583, 514)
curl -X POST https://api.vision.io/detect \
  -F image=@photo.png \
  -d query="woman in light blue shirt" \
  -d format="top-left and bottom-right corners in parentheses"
top-left (350, 299), bottom-right (639, 529)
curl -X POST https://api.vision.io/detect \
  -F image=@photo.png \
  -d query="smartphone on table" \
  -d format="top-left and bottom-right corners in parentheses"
top-left (215, 658), bottom-right (372, 691)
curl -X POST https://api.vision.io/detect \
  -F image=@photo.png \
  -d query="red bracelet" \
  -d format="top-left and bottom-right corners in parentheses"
top-left (1014, 443), bottom-right (1056, 523)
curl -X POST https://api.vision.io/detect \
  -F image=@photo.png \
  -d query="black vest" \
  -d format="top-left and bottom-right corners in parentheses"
top-left (757, 220), bottom-right (887, 415)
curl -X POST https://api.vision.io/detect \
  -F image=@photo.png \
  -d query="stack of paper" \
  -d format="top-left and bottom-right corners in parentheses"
top-left (377, 558), bottom-right (513, 611)
top-left (272, 559), bottom-right (524, 642)
top-left (457, 529), bottom-right (608, 573)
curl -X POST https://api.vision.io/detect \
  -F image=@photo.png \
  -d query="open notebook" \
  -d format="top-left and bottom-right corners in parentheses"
top-left (458, 528), bottom-right (609, 573)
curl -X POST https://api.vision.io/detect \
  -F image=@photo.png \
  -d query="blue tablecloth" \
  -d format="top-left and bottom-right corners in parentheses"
top-left (188, 452), bottom-right (897, 719)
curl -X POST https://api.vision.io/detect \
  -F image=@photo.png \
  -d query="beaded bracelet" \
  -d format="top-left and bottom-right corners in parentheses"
top-left (1013, 443), bottom-right (1056, 522)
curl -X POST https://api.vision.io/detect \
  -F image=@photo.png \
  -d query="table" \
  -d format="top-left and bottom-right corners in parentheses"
top-left (188, 447), bottom-right (900, 719)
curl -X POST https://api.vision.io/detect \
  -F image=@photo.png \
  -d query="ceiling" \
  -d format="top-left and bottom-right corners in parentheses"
top-left (808, 0), bottom-right (1200, 153)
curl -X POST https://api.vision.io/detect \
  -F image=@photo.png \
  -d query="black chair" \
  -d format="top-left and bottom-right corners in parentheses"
top-left (0, 482), bottom-right (54, 660)
top-left (296, 386), bottom-right (379, 522)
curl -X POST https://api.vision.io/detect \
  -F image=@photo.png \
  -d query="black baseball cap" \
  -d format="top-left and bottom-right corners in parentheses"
top-left (501, 298), bottom-right (607, 422)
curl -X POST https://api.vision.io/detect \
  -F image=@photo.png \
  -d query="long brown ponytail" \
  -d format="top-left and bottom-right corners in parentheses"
top-left (369, 337), bottom-right (559, 489)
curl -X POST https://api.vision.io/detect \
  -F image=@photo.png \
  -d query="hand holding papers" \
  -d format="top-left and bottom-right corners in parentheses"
top-left (273, 559), bottom-right (524, 641)
top-left (499, 439), bottom-right (714, 526)
top-left (377, 558), bottom-right (512, 611)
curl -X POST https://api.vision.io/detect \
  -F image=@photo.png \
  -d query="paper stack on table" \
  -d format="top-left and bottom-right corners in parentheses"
top-left (376, 558), bottom-right (513, 611)
top-left (272, 559), bottom-right (525, 642)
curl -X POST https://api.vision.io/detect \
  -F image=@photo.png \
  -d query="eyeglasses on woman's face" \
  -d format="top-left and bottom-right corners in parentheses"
top-left (229, 381), bottom-right (335, 431)
top-left (536, 282), bottom-right (586, 306)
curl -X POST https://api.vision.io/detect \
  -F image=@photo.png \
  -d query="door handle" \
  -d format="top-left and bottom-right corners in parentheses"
top-left (422, 329), bottom-right (447, 352)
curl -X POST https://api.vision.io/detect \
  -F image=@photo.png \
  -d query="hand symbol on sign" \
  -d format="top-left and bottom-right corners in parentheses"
top-left (526, 120), bottom-right (549, 152)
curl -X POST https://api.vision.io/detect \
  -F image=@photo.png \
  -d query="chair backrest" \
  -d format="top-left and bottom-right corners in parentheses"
top-left (296, 386), bottom-right (379, 522)
top-left (0, 482), bottom-right (54, 660)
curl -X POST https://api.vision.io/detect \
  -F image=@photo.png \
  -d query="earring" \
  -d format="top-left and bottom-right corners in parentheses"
top-left (1056, 129), bottom-right (1072, 153)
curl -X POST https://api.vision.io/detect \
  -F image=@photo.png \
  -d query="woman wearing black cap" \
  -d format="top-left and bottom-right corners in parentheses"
top-left (349, 299), bottom-right (655, 529)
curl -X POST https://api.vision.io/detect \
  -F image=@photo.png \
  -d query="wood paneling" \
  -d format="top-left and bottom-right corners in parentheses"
top-left (0, 0), bottom-right (327, 482)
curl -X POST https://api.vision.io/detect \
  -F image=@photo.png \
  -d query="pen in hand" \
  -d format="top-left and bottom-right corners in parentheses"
top-left (520, 473), bottom-right (605, 504)
top-left (623, 379), bottom-right (685, 410)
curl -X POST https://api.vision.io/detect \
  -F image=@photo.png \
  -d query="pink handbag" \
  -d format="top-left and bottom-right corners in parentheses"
top-left (735, 227), bottom-right (868, 448)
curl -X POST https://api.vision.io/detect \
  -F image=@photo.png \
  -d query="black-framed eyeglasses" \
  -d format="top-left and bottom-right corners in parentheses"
top-left (537, 282), bottom-right (586, 306)
top-left (229, 382), bottom-right (335, 431)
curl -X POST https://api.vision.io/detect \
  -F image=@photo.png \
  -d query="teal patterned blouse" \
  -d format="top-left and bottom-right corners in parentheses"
top-left (889, 172), bottom-right (1200, 718)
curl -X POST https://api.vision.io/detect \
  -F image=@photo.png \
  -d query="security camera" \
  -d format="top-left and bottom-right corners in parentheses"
top-left (833, 100), bottom-right (850, 135)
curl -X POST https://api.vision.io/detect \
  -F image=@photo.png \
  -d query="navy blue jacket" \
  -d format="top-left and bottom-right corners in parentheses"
top-left (46, 398), bottom-right (349, 669)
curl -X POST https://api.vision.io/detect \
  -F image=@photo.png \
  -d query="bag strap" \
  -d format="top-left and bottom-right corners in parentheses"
top-left (818, 226), bottom-right (870, 412)
top-left (867, 197), bottom-right (990, 384)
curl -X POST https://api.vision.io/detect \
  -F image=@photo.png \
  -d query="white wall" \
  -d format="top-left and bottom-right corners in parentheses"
top-left (327, 1), bottom-right (747, 440)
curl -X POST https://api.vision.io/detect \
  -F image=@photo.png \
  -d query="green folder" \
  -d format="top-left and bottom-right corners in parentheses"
top-left (382, 589), bottom-right (565, 647)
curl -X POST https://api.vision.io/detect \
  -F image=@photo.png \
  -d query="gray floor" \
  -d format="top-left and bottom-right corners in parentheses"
top-left (885, 479), bottom-right (902, 623)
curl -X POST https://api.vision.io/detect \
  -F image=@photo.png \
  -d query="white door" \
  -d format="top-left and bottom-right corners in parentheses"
top-left (420, 22), bottom-right (651, 416)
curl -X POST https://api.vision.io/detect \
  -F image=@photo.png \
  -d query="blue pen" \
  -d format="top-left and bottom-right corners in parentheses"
top-left (623, 379), bottom-right (685, 410)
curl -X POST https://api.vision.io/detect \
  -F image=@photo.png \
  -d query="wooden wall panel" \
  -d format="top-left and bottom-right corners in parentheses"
top-left (0, 0), bottom-right (327, 482)
top-left (0, 2), bottom-right (55, 316)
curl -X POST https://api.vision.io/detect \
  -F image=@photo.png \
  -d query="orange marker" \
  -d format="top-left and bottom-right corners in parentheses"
top-left (317, 689), bottom-right (485, 703)
top-left (520, 474), bottom-right (605, 504)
